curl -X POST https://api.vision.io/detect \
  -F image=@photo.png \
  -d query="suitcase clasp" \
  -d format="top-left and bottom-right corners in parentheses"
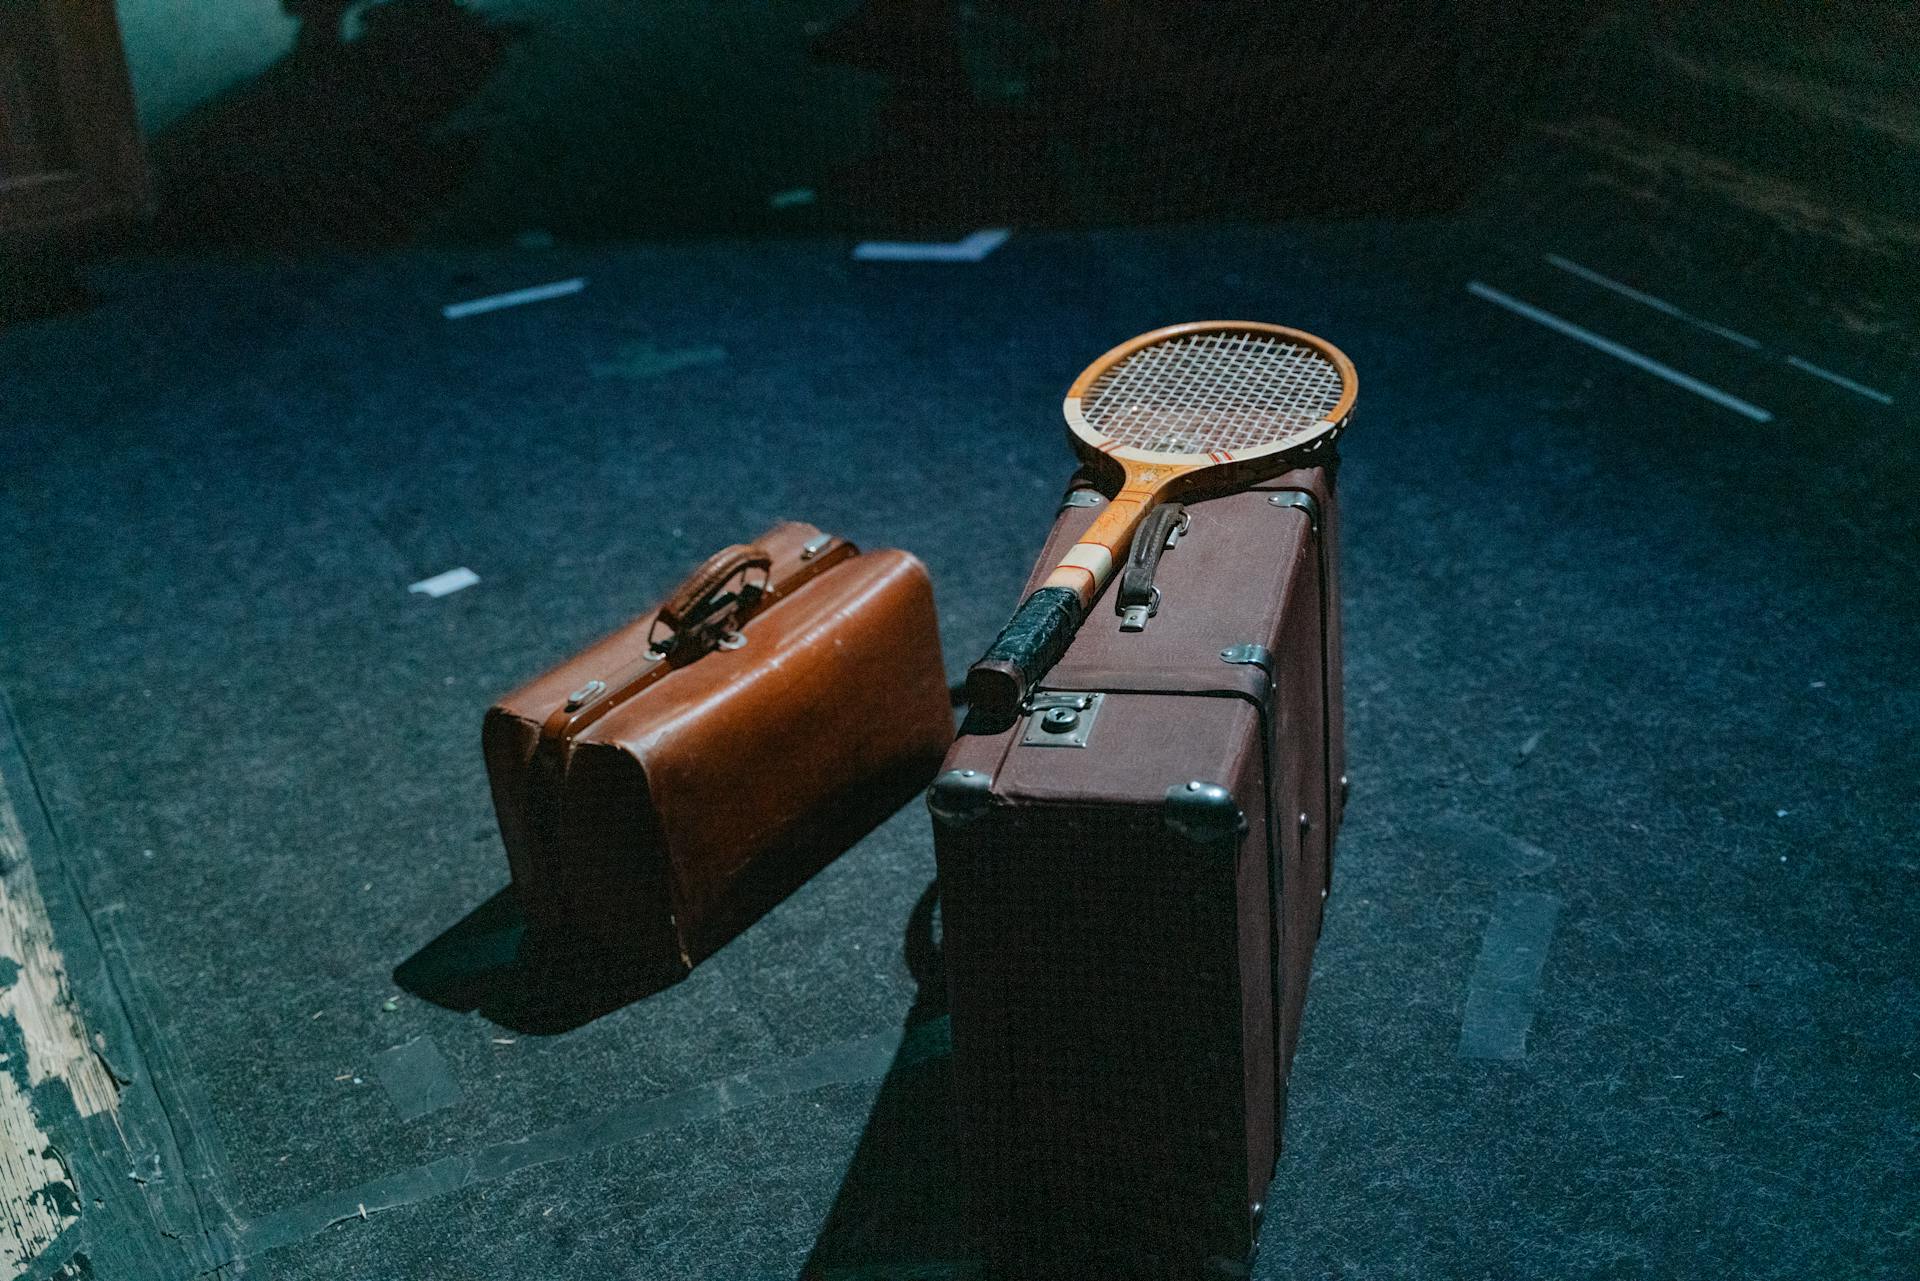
top-left (1018, 691), bottom-right (1104, 748)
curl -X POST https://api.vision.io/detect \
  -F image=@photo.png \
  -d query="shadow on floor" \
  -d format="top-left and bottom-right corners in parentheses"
top-left (146, 0), bottom-right (521, 249)
top-left (397, 879), bottom-right (982, 1270)
top-left (392, 885), bottom-right (686, 1034)
top-left (801, 880), bottom-right (979, 1280)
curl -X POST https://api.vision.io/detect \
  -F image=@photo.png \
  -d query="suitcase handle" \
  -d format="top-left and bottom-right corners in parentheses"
top-left (537, 538), bottom-right (808, 744)
top-left (1115, 503), bottom-right (1187, 631)
top-left (660, 545), bottom-right (771, 633)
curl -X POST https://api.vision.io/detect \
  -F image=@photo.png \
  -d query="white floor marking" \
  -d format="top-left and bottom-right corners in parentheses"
top-left (1784, 355), bottom-right (1896, 405)
top-left (408, 567), bottom-right (480, 598)
top-left (1545, 254), bottom-right (1894, 405)
top-left (852, 228), bottom-right (1011, 262)
top-left (1469, 282), bottom-right (1774, 422)
top-left (1459, 891), bottom-right (1562, 1061)
top-left (1545, 253), bottom-right (1761, 347)
top-left (442, 278), bottom-right (586, 320)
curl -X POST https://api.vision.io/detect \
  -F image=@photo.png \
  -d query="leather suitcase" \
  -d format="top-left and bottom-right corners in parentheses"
top-left (929, 466), bottom-right (1345, 1279)
top-left (484, 521), bottom-right (953, 988)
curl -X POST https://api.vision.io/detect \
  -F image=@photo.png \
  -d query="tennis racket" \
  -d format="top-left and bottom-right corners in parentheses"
top-left (966, 320), bottom-right (1357, 724)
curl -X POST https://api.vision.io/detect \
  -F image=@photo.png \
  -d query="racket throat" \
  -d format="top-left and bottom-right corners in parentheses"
top-left (1042, 547), bottom-right (1116, 603)
top-left (1044, 488), bottom-right (1157, 607)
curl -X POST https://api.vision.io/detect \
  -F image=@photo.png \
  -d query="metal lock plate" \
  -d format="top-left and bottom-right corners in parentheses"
top-left (1019, 692), bottom-right (1104, 747)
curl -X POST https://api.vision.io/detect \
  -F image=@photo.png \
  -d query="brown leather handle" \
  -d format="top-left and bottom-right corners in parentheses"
top-left (657, 543), bottom-right (773, 630)
top-left (540, 531), bottom-right (841, 746)
top-left (1116, 502), bottom-right (1187, 613)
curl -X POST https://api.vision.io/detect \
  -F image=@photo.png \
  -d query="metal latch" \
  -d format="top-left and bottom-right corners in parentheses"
top-left (563, 679), bottom-right (607, 711)
top-left (1018, 691), bottom-right (1104, 748)
top-left (1265, 490), bottom-right (1323, 532)
top-left (1219, 642), bottom-right (1273, 674)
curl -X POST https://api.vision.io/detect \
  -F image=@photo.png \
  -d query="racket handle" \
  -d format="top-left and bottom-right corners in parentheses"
top-left (965, 586), bottom-right (1086, 727)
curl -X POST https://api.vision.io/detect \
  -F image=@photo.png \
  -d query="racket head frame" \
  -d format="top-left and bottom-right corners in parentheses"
top-left (1061, 319), bottom-right (1359, 499)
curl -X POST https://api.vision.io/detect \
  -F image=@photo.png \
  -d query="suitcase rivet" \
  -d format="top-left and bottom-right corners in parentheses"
top-left (1299, 811), bottom-right (1312, 836)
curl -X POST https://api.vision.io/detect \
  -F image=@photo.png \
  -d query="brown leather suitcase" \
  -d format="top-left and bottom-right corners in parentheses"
top-left (929, 465), bottom-right (1345, 1279)
top-left (485, 521), bottom-right (953, 988)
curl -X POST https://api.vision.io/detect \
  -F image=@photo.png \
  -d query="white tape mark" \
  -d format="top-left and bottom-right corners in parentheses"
top-left (1784, 356), bottom-right (1894, 405)
top-left (1459, 891), bottom-right (1562, 1061)
top-left (408, 567), bottom-right (479, 598)
top-left (852, 228), bottom-right (1010, 262)
top-left (442, 278), bottom-right (585, 320)
top-left (1468, 281), bottom-right (1773, 422)
top-left (1544, 254), bottom-right (1761, 348)
top-left (1547, 254), bottom-right (1893, 405)
top-left (372, 1038), bottom-right (462, 1123)
top-left (588, 343), bottom-right (727, 381)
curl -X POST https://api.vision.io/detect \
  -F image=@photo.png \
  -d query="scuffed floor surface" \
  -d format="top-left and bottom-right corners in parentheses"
top-left (2, 11), bottom-right (1918, 1275)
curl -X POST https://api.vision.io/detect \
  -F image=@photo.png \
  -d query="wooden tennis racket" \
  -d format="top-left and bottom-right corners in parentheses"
top-left (966, 320), bottom-right (1358, 723)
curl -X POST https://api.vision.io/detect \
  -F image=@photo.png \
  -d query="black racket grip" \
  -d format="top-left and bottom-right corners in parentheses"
top-left (965, 586), bottom-right (1086, 729)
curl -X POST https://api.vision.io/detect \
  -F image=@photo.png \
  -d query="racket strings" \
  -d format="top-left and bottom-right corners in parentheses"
top-left (1081, 331), bottom-right (1347, 455)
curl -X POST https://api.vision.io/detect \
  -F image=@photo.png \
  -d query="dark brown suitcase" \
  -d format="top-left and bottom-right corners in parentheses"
top-left (929, 465), bottom-right (1345, 1279)
top-left (484, 521), bottom-right (954, 989)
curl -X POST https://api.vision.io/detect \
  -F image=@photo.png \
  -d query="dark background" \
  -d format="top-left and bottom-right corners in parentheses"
top-left (1, 2), bottom-right (1916, 1278)
top-left (130, 0), bottom-right (1587, 242)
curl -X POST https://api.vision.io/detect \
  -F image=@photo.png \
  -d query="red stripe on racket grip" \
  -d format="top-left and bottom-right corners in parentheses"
top-left (1048, 562), bottom-right (1099, 606)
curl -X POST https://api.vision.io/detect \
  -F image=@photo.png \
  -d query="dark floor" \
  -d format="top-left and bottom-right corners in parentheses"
top-left (3, 9), bottom-right (1918, 1281)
